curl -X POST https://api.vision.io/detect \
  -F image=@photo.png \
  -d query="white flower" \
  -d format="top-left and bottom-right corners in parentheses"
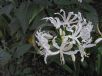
top-left (35, 9), bottom-right (102, 64)
top-left (35, 30), bottom-right (59, 64)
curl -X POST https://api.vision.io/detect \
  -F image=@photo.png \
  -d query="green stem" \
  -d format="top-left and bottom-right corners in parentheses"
top-left (73, 62), bottom-right (77, 76)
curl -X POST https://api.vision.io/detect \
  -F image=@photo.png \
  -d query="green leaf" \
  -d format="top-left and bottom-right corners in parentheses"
top-left (0, 4), bottom-right (13, 19)
top-left (28, 4), bottom-right (44, 24)
top-left (9, 63), bottom-right (15, 75)
top-left (15, 2), bottom-right (30, 34)
top-left (81, 3), bottom-right (98, 26)
top-left (81, 61), bottom-right (88, 68)
top-left (0, 30), bottom-right (3, 38)
top-left (62, 64), bottom-right (73, 73)
top-left (15, 68), bottom-right (22, 76)
top-left (29, 16), bottom-right (51, 31)
top-left (15, 2), bottom-right (44, 33)
top-left (0, 15), bottom-right (8, 29)
top-left (96, 54), bottom-right (101, 74)
top-left (32, 0), bottom-right (51, 6)
top-left (96, 46), bottom-right (102, 74)
top-left (98, 46), bottom-right (102, 55)
top-left (23, 67), bottom-right (32, 74)
top-left (54, 0), bottom-right (78, 5)
top-left (83, 0), bottom-right (93, 3)
top-left (54, 60), bottom-right (73, 73)
top-left (14, 43), bottom-right (31, 58)
top-left (54, 0), bottom-right (93, 5)
top-left (0, 48), bottom-right (11, 66)
top-left (8, 18), bottom-right (20, 35)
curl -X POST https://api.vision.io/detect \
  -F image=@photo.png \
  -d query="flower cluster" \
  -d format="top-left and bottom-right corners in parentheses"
top-left (35, 9), bottom-right (102, 64)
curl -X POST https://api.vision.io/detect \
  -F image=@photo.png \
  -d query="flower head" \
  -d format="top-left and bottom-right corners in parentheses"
top-left (35, 9), bottom-right (102, 64)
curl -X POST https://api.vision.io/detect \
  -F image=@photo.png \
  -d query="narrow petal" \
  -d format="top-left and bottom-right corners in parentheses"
top-left (66, 12), bottom-right (74, 22)
top-left (55, 9), bottom-right (66, 21)
top-left (95, 38), bottom-right (102, 44)
top-left (71, 54), bottom-right (75, 62)
top-left (63, 43), bottom-right (73, 51)
top-left (43, 33), bottom-right (53, 39)
top-left (44, 54), bottom-right (48, 64)
top-left (83, 44), bottom-right (96, 48)
top-left (69, 14), bottom-right (78, 23)
top-left (60, 52), bottom-right (65, 64)
top-left (74, 22), bottom-right (82, 37)
top-left (63, 50), bottom-right (79, 55)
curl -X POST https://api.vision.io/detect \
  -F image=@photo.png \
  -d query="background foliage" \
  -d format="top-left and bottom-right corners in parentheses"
top-left (0, 0), bottom-right (102, 76)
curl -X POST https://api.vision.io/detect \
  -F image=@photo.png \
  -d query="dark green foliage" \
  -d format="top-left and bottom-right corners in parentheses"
top-left (0, 48), bottom-right (11, 66)
top-left (0, 0), bottom-right (101, 76)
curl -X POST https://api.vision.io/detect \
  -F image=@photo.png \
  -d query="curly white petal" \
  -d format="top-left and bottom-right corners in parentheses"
top-left (71, 54), bottom-right (76, 62)
top-left (95, 38), bottom-right (102, 44)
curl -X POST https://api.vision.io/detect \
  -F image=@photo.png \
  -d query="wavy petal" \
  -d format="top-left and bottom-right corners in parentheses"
top-left (95, 38), bottom-right (102, 44)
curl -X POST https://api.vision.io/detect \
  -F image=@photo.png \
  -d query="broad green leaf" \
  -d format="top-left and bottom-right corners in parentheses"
top-left (28, 4), bottom-right (44, 24)
top-left (53, 57), bottom-right (73, 74)
top-left (29, 16), bottom-right (52, 31)
top-left (0, 15), bottom-right (8, 29)
top-left (15, 68), bottom-right (22, 76)
top-left (15, 2), bottom-right (44, 33)
top-left (98, 46), bottom-right (102, 55)
top-left (54, 0), bottom-right (78, 5)
top-left (0, 48), bottom-right (11, 66)
top-left (32, 0), bottom-right (51, 6)
top-left (15, 2), bottom-right (30, 34)
top-left (0, 4), bottom-right (13, 19)
top-left (96, 54), bottom-right (101, 75)
top-left (83, 0), bottom-right (93, 3)
top-left (25, 75), bottom-right (33, 76)
top-left (96, 46), bottom-right (102, 75)
top-left (9, 63), bottom-right (15, 75)
top-left (8, 18), bottom-right (20, 35)
top-left (81, 61), bottom-right (88, 68)
top-left (62, 64), bottom-right (73, 73)
top-left (14, 43), bottom-right (31, 58)
top-left (55, 61), bottom-right (73, 73)
top-left (54, 0), bottom-right (93, 5)
top-left (0, 30), bottom-right (3, 38)
top-left (81, 3), bottom-right (98, 26)
top-left (29, 8), bottom-right (53, 31)
top-left (23, 67), bottom-right (32, 74)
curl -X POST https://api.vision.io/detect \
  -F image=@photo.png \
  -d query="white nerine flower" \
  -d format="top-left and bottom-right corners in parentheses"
top-left (35, 9), bottom-right (102, 64)
top-left (35, 30), bottom-right (59, 64)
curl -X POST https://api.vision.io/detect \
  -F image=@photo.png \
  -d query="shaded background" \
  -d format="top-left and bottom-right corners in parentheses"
top-left (0, 0), bottom-right (102, 76)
